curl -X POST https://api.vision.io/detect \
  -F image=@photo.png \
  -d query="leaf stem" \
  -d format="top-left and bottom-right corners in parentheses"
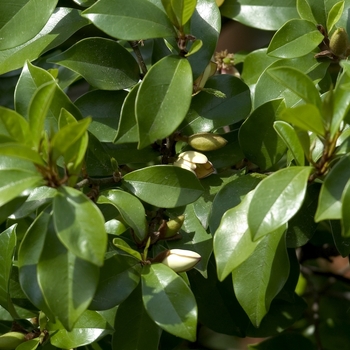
top-left (129, 40), bottom-right (148, 77)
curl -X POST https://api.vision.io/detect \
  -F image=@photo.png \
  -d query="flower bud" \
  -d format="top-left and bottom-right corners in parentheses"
top-left (161, 249), bottom-right (201, 273)
top-left (216, 0), bottom-right (225, 6)
top-left (0, 332), bottom-right (26, 350)
top-left (188, 133), bottom-right (228, 151)
top-left (174, 151), bottom-right (215, 179)
top-left (165, 215), bottom-right (185, 238)
top-left (330, 28), bottom-right (349, 57)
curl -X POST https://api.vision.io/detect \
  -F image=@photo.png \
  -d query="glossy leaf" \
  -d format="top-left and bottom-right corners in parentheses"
top-left (273, 121), bottom-right (305, 166)
top-left (113, 284), bottom-right (161, 350)
top-left (50, 38), bottom-right (140, 90)
top-left (141, 263), bottom-right (197, 341)
top-left (248, 167), bottom-right (312, 240)
top-left (191, 75), bottom-right (251, 126)
top-left (0, 167), bottom-right (43, 207)
top-left (16, 339), bottom-right (40, 350)
top-left (112, 238), bottom-right (143, 261)
top-left (297, 0), bottom-right (316, 23)
top-left (15, 61), bottom-right (83, 125)
top-left (82, 0), bottom-right (175, 40)
top-left (220, 0), bottom-right (298, 30)
top-left (53, 186), bottom-right (107, 267)
top-left (214, 192), bottom-right (260, 281)
top-left (0, 143), bottom-right (45, 166)
top-left (239, 99), bottom-right (287, 170)
top-left (232, 224), bottom-right (289, 327)
top-left (48, 310), bottom-right (113, 348)
top-left (280, 104), bottom-right (325, 136)
top-left (123, 165), bottom-right (204, 208)
top-left (37, 218), bottom-right (100, 331)
top-left (0, 226), bottom-right (16, 315)
top-left (0, 0), bottom-right (58, 50)
top-left (162, 0), bottom-right (197, 28)
top-left (0, 8), bottom-right (89, 75)
top-left (28, 82), bottom-right (56, 149)
top-left (76, 90), bottom-right (128, 143)
top-left (315, 154), bottom-right (350, 221)
top-left (18, 211), bottom-right (55, 319)
top-left (98, 189), bottom-right (147, 241)
top-left (267, 19), bottom-right (323, 58)
top-left (114, 84), bottom-right (140, 144)
top-left (0, 107), bottom-right (30, 144)
top-left (267, 66), bottom-right (322, 109)
top-left (89, 254), bottom-right (141, 310)
top-left (327, 1), bottom-right (344, 32)
top-left (136, 55), bottom-right (192, 148)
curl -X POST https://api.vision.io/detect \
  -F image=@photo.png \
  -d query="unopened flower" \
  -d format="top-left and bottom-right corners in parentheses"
top-left (188, 132), bottom-right (227, 151)
top-left (161, 249), bottom-right (201, 273)
top-left (174, 151), bottom-right (215, 179)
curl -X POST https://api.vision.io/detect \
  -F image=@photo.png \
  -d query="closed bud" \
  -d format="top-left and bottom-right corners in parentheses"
top-left (0, 332), bottom-right (26, 350)
top-left (330, 28), bottom-right (349, 57)
top-left (161, 249), bottom-right (201, 273)
top-left (165, 215), bottom-right (185, 238)
top-left (188, 133), bottom-right (228, 151)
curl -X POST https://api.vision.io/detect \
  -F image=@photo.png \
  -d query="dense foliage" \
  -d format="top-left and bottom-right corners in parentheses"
top-left (1, 0), bottom-right (350, 349)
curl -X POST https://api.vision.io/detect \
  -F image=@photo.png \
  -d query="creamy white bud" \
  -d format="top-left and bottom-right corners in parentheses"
top-left (161, 249), bottom-right (201, 273)
top-left (177, 151), bottom-right (208, 164)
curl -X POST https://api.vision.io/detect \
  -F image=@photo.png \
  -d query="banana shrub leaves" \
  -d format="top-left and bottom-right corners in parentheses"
top-left (1, 0), bottom-right (350, 349)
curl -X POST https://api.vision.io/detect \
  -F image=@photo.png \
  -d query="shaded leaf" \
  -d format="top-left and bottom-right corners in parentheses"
top-left (141, 264), bottom-right (197, 341)
top-left (50, 38), bottom-right (140, 90)
top-left (136, 55), bottom-right (192, 148)
top-left (0, 107), bottom-right (30, 144)
top-left (123, 165), bottom-right (204, 208)
top-left (53, 186), bottom-right (107, 267)
top-left (82, 0), bottom-right (175, 40)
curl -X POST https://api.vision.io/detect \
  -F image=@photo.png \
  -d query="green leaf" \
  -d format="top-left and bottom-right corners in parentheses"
top-left (267, 67), bottom-right (322, 109)
top-left (0, 107), bottom-right (30, 145)
top-left (209, 173), bottom-right (265, 234)
top-left (16, 339), bottom-right (40, 350)
top-left (239, 99), bottom-right (287, 170)
top-left (341, 180), bottom-right (350, 237)
top-left (172, 0), bottom-right (197, 27)
top-left (53, 186), bottom-right (107, 267)
top-left (0, 8), bottom-right (89, 75)
top-left (123, 165), bottom-right (204, 208)
top-left (141, 264), bottom-right (197, 341)
top-left (167, 204), bottom-right (213, 277)
top-left (113, 284), bottom-right (161, 350)
top-left (273, 121), bottom-right (305, 166)
top-left (315, 154), bottom-right (350, 221)
top-left (112, 238), bottom-right (142, 261)
top-left (267, 19), bottom-right (323, 58)
top-left (18, 211), bottom-right (55, 319)
top-left (15, 61), bottom-right (83, 127)
top-left (214, 192), bottom-right (260, 281)
top-left (185, 39), bottom-right (202, 57)
top-left (220, 0), bottom-right (298, 30)
top-left (327, 1), bottom-right (345, 32)
top-left (50, 117), bottom-right (91, 164)
top-left (297, 0), bottom-right (317, 23)
top-left (37, 217), bottom-right (100, 331)
top-left (28, 82), bottom-right (56, 149)
top-left (0, 143), bottom-right (46, 166)
top-left (49, 38), bottom-right (140, 90)
top-left (0, 225), bottom-right (16, 315)
top-left (280, 104), bottom-right (326, 136)
top-left (47, 310), bottom-right (113, 348)
top-left (76, 90), bottom-right (128, 143)
top-left (98, 189), bottom-right (147, 241)
top-left (136, 55), bottom-right (192, 148)
top-left (254, 52), bottom-right (329, 109)
top-left (191, 75), bottom-right (251, 127)
top-left (232, 225), bottom-right (289, 327)
top-left (114, 84), bottom-right (140, 144)
top-left (0, 0), bottom-right (58, 50)
top-left (248, 167), bottom-right (312, 240)
top-left (89, 254), bottom-right (141, 310)
top-left (0, 168), bottom-right (43, 207)
top-left (82, 0), bottom-right (175, 40)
